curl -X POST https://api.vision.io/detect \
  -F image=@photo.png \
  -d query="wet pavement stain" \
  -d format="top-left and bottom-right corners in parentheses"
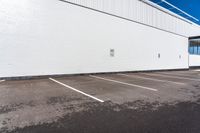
top-left (0, 101), bottom-right (35, 114)
top-left (6, 99), bottom-right (200, 133)
top-left (46, 96), bottom-right (84, 105)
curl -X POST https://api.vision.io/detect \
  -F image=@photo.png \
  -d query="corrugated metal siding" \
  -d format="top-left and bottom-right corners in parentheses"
top-left (62, 0), bottom-right (200, 37)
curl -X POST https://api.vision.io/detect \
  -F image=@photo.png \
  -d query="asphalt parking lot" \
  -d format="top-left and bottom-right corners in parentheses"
top-left (1, 70), bottom-right (200, 133)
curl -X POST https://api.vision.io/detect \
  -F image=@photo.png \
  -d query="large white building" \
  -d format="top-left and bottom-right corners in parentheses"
top-left (0, 0), bottom-right (200, 78)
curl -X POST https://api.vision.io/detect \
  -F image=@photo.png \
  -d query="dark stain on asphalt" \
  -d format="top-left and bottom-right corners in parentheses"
top-left (7, 99), bottom-right (200, 133)
top-left (0, 105), bottom-right (19, 114)
top-left (46, 96), bottom-right (83, 105)
top-left (193, 84), bottom-right (200, 89)
top-left (0, 101), bottom-right (35, 114)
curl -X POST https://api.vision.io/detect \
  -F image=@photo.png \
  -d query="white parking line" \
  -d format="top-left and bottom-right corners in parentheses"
top-left (49, 78), bottom-right (104, 103)
top-left (192, 69), bottom-right (200, 72)
top-left (177, 71), bottom-right (197, 74)
top-left (157, 72), bottom-right (195, 77)
top-left (90, 75), bottom-right (158, 92)
top-left (118, 74), bottom-right (185, 85)
top-left (143, 73), bottom-right (200, 81)
top-left (0, 80), bottom-right (5, 83)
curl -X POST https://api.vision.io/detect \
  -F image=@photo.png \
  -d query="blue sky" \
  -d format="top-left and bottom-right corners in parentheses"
top-left (150, 0), bottom-right (200, 25)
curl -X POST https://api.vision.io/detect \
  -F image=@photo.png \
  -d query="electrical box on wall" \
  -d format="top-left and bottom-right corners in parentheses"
top-left (158, 53), bottom-right (161, 58)
top-left (110, 49), bottom-right (115, 57)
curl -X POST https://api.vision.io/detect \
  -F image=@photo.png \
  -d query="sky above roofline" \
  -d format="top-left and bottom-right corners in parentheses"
top-left (150, 0), bottom-right (200, 25)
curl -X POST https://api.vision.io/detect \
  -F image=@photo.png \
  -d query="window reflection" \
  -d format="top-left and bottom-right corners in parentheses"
top-left (189, 40), bottom-right (200, 55)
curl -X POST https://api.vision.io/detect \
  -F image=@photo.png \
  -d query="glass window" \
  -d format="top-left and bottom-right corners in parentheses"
top-left (198, 45), bottom-right (200, 55)
top-left (189, 45), bottom-right (194, 54)
top-left (189, 40), bottom-right (200, 55)
top-left (194, 45), bottom-right (198, 54)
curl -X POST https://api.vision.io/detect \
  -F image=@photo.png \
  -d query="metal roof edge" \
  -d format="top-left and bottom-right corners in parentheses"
top-left (139, 0), bottom-right (199, 26)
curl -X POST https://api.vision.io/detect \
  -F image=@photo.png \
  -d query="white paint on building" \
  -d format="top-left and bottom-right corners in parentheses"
top-left (189, 55), bottom-right (200, 67)
top-left (0, 0), bottom-right (199, 78)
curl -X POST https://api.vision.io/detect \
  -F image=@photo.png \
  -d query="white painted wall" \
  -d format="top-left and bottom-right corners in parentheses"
top-left (0, 0), bottom-right (190, 77)
top-left (189, 55), bottom-right (200, 67)
top-left (189, 25), bottom-right (200, 37)
top-left (63, 0), bottom-right (200, 37)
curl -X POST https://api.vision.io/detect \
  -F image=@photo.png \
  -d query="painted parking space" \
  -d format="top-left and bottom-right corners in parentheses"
top-left (53, 72), bottom-right (198, 104)
top-left (135, 72), bottom-right (198, 84)
top-left (192, 69), bottom-right (200, 72)
top-left (0, 79), bottom-right (91, 106)
top-left (0, 79), bottom-right (96, 132)
top-left (49, 78), bottom-right (104, 102)
top-left (95, 73), bottom-right (185, 91)
top-left (90, 75), bottom-right (158, 91)
top-left (92, 73), bottom-right (197, 101)
top-left (0, 70), bottom-right (199, 106)
top-left (1, 70), bottom-right (200, 133)
top-left (53, 75), bottom-right (158, 104)
top-left (118, 73), bottom-right (185, 85)
top-left (148, 73), bottom-right (200, 82)
top-left (156, 71), bottom-right (200, 79)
